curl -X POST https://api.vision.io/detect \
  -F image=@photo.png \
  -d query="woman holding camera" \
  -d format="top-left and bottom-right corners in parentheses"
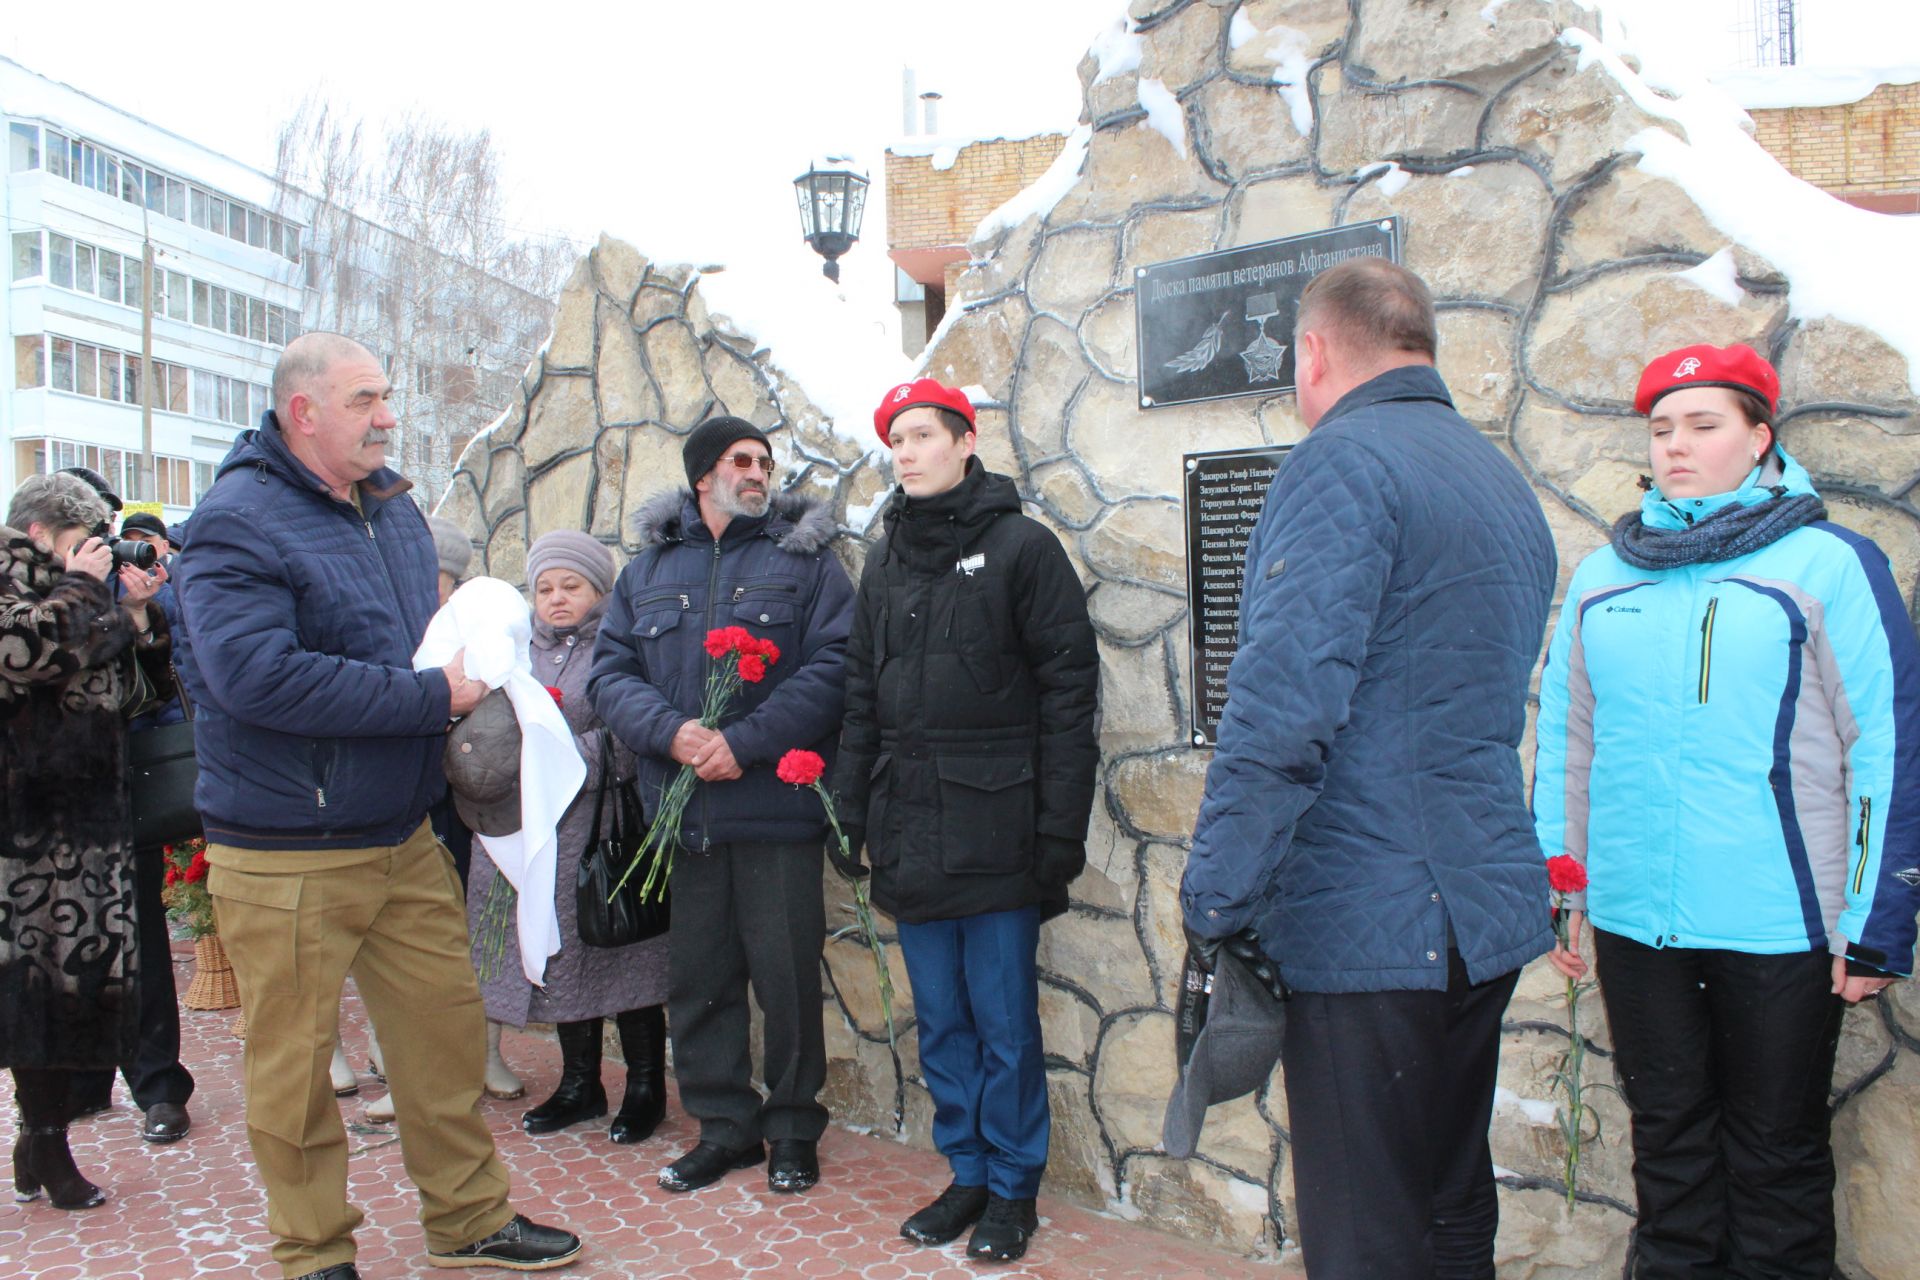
top-left (1533, 345), bottom-right (1920, 1277)
top-left (0, 472), bottom-right (172, 1209)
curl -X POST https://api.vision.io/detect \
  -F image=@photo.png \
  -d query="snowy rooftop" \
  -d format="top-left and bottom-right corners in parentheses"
top-left (1711, 63), bottom-right (1920, 111)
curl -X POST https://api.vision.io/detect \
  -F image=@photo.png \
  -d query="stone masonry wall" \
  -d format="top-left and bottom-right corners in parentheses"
top-left (444, 3), bottom-right (1920, 1275)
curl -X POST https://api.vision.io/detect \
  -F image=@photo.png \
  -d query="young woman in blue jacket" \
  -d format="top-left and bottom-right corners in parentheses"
top-left (1532, 343), bottom-right (1920, 1278)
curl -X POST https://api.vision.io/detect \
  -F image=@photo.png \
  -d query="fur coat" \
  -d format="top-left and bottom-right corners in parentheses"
top-left (0, 528), bottom-right (158, 1070)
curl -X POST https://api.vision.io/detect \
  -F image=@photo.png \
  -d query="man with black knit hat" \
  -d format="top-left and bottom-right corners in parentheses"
top-left (831, 379), bottom-right (1099, 1262)
top-left (590, 415), bottom-right (854, 1196)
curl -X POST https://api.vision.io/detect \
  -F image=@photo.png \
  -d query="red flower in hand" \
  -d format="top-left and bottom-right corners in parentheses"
top-left (703, 625), bottom-right (750, 659)
top-left (186, 850), bottom-right (209, 884)
top-left (1546, 855), bottom-right (1587, 895)
top-left (737, 654), bottom-right (767, 684)
top-left (777, 749), bottom-right (826, 787)
top-left (747, 636), bottom-right (781, 667)
top-left (545, 685), bottom-right (565, 709)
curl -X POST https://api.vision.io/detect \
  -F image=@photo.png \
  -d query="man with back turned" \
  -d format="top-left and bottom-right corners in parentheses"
top-left (1179, 260), bottom-right (1557, 1278)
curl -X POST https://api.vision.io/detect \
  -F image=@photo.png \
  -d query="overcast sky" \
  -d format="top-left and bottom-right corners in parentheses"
top-left (4, 0), bottom-right (1913, 271)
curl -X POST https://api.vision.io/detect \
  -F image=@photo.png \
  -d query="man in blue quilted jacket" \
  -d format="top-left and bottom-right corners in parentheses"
top-left (1180, 260), bottom-right (1556, 1278)
top-left (177, 333), bottom-right (581, 1280)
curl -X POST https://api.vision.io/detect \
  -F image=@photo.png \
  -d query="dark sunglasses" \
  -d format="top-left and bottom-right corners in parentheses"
top-left (721, 452), bottom-right (776, 475)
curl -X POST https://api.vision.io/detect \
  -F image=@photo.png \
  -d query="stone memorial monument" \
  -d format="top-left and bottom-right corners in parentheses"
top-left (441, 2), bottom-right (1920, 1273)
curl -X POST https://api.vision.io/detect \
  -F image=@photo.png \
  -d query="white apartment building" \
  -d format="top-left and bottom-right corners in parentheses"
top-left (4, 57), bottom-right (307, 519)
top-left (4, 57), bottom-right (555, 518)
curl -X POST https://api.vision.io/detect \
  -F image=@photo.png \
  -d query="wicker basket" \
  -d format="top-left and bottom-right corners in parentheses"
top-left (182, 933), bottom-right (242, 1011)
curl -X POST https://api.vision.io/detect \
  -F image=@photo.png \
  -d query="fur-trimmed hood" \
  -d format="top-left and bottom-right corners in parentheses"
top-left (629, 487), bottom-right (837, 555)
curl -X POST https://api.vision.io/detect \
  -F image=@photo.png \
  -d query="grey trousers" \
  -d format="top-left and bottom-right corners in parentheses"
top-left (667, 839), bottom-right (828, 1147)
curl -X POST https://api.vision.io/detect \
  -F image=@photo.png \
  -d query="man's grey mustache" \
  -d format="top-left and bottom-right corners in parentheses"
top-left (363, 430), bottom-right (392, 446)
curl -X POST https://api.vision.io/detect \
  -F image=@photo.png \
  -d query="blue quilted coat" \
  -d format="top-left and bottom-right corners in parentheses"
top-left (1181, 365), bottom-right (1557, 993)
top-left (175, 414), bottom-right (451, 851)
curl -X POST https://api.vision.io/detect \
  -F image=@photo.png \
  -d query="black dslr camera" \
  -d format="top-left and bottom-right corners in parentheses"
top-left (88, 520), bottom-right (160, 572)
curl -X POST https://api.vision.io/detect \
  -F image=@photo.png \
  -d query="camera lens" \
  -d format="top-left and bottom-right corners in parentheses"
top-left (110, 538), bottom-right (158, 571)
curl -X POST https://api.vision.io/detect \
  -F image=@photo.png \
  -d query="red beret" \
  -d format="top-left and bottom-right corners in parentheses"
top-left (873, 378), bottom-right (976, 445)
top-left (1634, 343), bottom-right (1780, 417)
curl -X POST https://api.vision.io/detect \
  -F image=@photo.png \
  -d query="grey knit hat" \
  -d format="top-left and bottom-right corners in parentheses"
top-left (526, 530), bottom-right (615, 597)
top-left (427, 516), bottom-right (474, 580)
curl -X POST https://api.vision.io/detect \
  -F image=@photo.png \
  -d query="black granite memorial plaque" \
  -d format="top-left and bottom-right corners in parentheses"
top-left (1136, 219), bottom-right (1401, 410)
top-left (1184, 444), bottom-right (1291, 747)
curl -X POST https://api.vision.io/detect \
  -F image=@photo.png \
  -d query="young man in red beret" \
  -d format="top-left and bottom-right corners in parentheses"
top-left (830, 379), bottom-right (1099, 1261)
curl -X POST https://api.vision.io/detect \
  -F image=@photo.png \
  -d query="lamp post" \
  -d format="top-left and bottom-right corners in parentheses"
top-left (793, 157), bottom-right (869, 283)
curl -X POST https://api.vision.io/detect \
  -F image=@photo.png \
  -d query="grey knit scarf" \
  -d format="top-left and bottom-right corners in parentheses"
top-left (1611, 492), bottom-right (1827, 570)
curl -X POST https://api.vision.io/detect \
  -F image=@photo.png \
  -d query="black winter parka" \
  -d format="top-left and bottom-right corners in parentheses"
top-left (832, 462), bottom-right (1099, 923)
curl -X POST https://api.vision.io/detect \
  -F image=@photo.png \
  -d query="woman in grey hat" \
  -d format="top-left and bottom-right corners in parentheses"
top-left (465, 530), bottom-right (672, 1143)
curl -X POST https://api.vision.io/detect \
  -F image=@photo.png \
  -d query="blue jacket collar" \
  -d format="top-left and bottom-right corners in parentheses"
top-left (219, 411), bottom-right (412, 516)
top-left (1315, 364), bottom-right (1454, 429)
top-left (1640, 448), bottom-right (1819, 531)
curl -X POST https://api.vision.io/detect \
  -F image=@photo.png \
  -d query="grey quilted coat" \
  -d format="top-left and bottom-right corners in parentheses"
top-left (1180, 365), bottom-right (1557, 993)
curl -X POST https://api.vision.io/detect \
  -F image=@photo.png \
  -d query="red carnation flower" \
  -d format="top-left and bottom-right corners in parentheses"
top-left (777, 749), bottom-right (826, 787)
top-left (749, 636), bottom-right (781, 667)
top-left (186, 850), bottom-right (209, 884)
top-left (1546, 855), bottom-right (1587, 895)
top-left (546, 685), bottom-right (565, 709)
top-left (737, 655), bottom-right (767, 684)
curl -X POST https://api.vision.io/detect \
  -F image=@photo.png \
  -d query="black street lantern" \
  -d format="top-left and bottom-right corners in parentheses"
top-left (793, 157), bottom-right (869, 282)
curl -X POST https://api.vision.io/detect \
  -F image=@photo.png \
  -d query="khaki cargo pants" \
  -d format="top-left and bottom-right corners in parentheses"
top-left (209, 820), bottom-right (513, 1277)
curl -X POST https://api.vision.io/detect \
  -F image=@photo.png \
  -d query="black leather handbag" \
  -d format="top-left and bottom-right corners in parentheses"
top-left (576, 731), bottom-right (669, 948)
top-left (127, 666), bottom-right (201, 850)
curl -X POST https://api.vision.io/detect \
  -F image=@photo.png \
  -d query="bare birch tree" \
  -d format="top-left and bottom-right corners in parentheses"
top-left (271, 98), bottom-right (574, 501)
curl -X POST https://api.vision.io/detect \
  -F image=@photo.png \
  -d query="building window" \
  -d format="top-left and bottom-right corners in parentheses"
top-left (99, 251), bottom-right (121, 304)
top-left (73, 242), bottom-right (94, 295)
top-left (193, 461), bottom-right (214, 497)
top-left (74, 341), bottom-right (97, 397)
top-left (8, 122), bottom-right (38, 172)
top-left (50, 338), bottom-right (74, 392)
top-left (11, 231), bottom-right (41, 282)
top-left (165, 270), bottom-right (188, 322)
top-left (15, 335), bottom-right (44, 388)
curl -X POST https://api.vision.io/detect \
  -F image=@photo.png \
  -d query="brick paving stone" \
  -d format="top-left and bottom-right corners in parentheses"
top-left (1, 942), bottom-right (1300, 1279)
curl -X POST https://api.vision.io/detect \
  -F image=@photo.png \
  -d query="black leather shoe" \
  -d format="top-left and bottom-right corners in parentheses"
top-left (426, 1213), bottom-right (582, 1270)
top-left (766, 1138), bottom-right (818, 1193)
top-left (901, 1181), bottom-right (989, 1245)
top-left (966, 1194), bottom-right (1039, 1262)
top-left (657, 1140), bottom-right (764, 1193)
top-left (141, 1102), bottom-right (191, 1144)
top-left (291, 1266), bottom-right (361, 1280)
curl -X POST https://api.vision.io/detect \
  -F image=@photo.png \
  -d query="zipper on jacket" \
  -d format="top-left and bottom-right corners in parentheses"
top-left (732, 582), bottom-right (798, 602)
top-left (1697, 596), bottom-right (1719, 704)
top-left (1854, 796), bottom-right (1873, 895)
top-left (363, 520), bottom-right (376, 542)
top-left (699, 539), bottom-right (722, 850)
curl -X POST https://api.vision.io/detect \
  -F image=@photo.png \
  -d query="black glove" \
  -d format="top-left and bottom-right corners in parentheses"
top-left (1174, 926), bottom-right (1287, 1067)
top-left (1034, 836), bottom-right (1086, 891)
top-left (829, 825), bottom-right (868, 880)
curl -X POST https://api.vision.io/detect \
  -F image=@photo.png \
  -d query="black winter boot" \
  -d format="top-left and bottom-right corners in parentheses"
top-left (521, 1019), bottom-right (607, 1134)
top-left (609, 1005), bottom-right (667, 1144)
top-left (12, 1069), bottom-right (106, 1210)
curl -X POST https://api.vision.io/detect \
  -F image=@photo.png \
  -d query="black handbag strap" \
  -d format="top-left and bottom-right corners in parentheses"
top-left (588, 728), bottom-right (619, 848)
